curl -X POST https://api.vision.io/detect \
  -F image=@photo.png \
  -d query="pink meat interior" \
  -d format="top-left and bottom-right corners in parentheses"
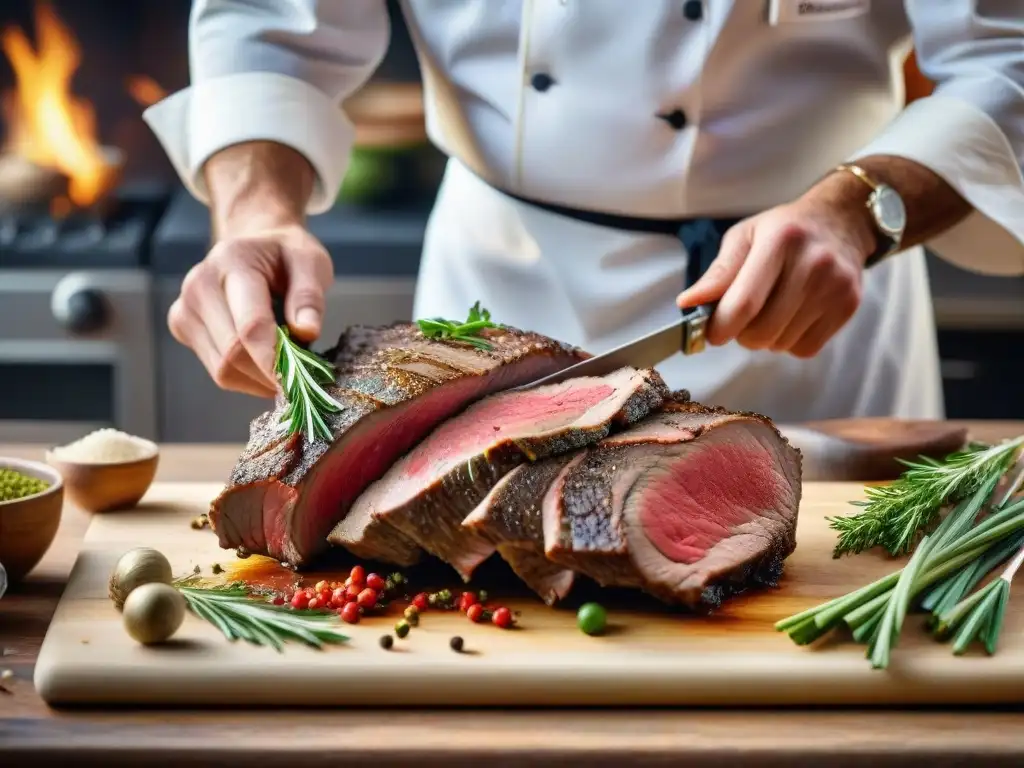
top-left (381, 378), bottom-right (615, 495)
top-left (636, 428), bottom-right (791, 565)
top-left (287, 356), bottom-right (571, 556)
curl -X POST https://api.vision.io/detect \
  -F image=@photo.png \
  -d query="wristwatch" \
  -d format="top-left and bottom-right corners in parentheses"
top-left (833, 163), bottom-right (907, 267)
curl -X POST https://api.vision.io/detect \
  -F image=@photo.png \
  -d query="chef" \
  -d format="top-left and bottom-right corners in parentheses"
top-left (144, 1), bottom-right (1024, 422)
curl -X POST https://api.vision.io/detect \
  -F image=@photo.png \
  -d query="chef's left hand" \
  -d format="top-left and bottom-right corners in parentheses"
top-left (675, 179), bottom-right (878, 358)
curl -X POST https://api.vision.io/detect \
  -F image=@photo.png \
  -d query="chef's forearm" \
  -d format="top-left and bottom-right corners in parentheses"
top-left (203, 141), bottom-right (316, 241)
top-left (805, 154), bottom-right (974, 253)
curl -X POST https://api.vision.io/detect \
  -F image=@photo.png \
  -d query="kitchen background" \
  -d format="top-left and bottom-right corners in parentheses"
top-left (0, 0), bottom-right (1021, 445)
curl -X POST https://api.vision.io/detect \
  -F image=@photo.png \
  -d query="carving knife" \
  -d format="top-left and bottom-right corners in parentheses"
top-left (511, 300), bottom-right (717, 391)
top-left (512, 217), bottom-right (722, 392)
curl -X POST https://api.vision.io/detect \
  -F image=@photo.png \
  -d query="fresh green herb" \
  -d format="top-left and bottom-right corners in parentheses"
top-left (777, 468), bottom-right (1024, 669)
top-left (274, 326), bottom-right (343, 442)
top-left (174, 578), bottom-right (349, 652)
top-left (931, 539), bottom-right (1024, 656)
top-left (828, 438), bottom-right (1024, 558)
top-left (416, 301), bottom-right (502, 350)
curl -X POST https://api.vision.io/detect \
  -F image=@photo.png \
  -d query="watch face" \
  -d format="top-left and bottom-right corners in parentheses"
top-left (870, 185), bottom-right (906, 238)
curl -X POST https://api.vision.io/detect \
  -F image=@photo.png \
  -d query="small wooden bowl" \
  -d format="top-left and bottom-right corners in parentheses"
top-left (45, 439), bottom-right (159, 514)
top-left (0, 458), bottom-right (64, 582)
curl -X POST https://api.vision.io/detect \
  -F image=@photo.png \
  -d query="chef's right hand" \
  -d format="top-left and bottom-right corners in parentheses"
top-left (167, 224), bottom-right (334, 399)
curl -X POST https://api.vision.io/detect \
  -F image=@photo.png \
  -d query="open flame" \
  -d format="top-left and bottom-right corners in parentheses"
top-left (1, 1), bottom-right (118, 209)
top-left (126, 75), bottom-right (167, 108)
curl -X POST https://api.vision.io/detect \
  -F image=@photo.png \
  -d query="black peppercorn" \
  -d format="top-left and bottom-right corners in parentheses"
top-left (450, 636), bottom-right (464, 653)
top-left (379, 634), bottom-right (394, 650)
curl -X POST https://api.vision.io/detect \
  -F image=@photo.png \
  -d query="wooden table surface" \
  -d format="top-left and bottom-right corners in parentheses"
top-left (3, 423), bottom-right (1024, 767)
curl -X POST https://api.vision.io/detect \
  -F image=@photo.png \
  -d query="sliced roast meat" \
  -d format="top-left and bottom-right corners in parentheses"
top-left (543, 401), bottom-right (802, 607)
top-left (209, 323), bottom-right (585, 566)
top-left (463, 454), bottom-right (583, 605)
top-left (339, 367), bottom-right (669, 580)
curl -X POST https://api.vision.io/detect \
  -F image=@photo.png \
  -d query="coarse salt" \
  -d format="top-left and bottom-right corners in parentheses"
top-left (51, 428), bottom-right (154, 464)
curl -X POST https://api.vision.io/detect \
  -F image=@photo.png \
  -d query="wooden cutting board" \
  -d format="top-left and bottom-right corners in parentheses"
top-left (34, 481), bottom-right (1023, 707)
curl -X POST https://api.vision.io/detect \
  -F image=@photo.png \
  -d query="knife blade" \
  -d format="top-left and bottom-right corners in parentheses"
top-left (511, 300), bottom-right (717, 391)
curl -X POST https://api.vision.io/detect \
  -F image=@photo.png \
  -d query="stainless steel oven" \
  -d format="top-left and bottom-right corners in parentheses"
top-left (0, 268), bottom-right (158, 443)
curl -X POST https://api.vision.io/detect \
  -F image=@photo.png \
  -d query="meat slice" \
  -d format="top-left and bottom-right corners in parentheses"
top-left (336, 367), bottom-right (669, 579)
top-left (208, 323), bottom-right (585, 566)
top-left (543, 401), bottom-right (802, 607)
top-left (463, 453), bottom-right (583, 605)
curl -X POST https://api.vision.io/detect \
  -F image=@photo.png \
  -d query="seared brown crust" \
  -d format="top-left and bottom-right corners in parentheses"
top-left (545, 401), bottom-right (803, 608)
top-left (209, 322), bottom-right (585, 564)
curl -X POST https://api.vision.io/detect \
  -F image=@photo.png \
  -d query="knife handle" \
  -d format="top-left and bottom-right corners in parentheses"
top-left (679, 217), bottom-right (728, 356)
top-left (680, 300), bottom-right (718, 355)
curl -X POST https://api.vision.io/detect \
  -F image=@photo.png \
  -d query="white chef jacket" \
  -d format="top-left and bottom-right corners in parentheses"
top-left (144, 0), bottom-right (1024, 422)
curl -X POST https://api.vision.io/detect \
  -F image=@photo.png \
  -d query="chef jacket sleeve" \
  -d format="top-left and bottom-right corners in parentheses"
top-left (142, 0), bottom-right (390, 214)
top-left (847, 1), bottom-right (1024, 276)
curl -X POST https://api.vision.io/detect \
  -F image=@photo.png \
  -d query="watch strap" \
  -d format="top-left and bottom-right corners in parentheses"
top-left (832, 163), bottom-right (899, 269)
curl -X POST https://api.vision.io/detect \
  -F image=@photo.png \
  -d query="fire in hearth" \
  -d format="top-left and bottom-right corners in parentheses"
top-left (0, 1), bottom-right (120, 211)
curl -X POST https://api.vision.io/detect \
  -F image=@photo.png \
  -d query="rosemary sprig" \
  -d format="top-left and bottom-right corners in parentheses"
top-left (776, 462), bottom-right (1024, 669)
top-left (828, 437), bottom-right (1024, 558)
top-left (274, 326), bottom-right (343, 442)
top-left (416, 301), bottom-right (502, 350)
top-left (920, 465), bottom-right (1024, 615)
top-left (175, 578), bottom-right (349, 652)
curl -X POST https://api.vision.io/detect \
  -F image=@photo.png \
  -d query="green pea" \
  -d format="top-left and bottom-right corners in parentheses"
top-left (0, 468), bottom-right (49, 502)
top-left (577, 602), bottom-right (608, 636)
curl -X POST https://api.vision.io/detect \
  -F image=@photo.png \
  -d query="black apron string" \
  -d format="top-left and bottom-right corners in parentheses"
top-left (484, 182), bottom-right (745, 289)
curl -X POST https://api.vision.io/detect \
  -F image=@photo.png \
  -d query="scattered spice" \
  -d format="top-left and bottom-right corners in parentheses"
top-left (190, 514), bottom-right (209, 530)
top-left (349, 565), bottom-right (366, 586)
top-left (403, 605), bottom-right (420, 626)
top-left (211, 563), bottom-right (223, 575)
top-left (192, 565), bottom-right (201, 575)
top-left (340, 602), bottom-right (361, 624)
top-left (394, 619), bottom-right (411, 639)
top-left (50, 428), bottom-right (154, 464)
top-left (412, 592), bottom-right (429, 611)
top-left (0, 467), bottom-right (49, 502)
top-left (492, 606), bottom-right (514, 629)
top-left (449, 636), bottom-right (464, 653)
top-left (467, 604), bottom-right (485, 623)
top-left (357, 588), bottom-right (377, 609)
top-left (577, 603), bottom-right (607, 636)
top-left (458, 591), bottom-right (478, 613)
top-left (235, 546), bottom-right (251, 559)
top-left (379, 634), bottom-right (394, 650)
top-left (366, 572), bottom-right (386, 591)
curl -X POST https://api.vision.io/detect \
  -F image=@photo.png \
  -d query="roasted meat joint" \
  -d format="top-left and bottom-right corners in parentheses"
top-left (209, 321), bottom-right (803, 609)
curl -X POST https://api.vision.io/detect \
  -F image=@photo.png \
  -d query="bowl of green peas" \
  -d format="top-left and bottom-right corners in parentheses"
top-left (0, 457), bottom-right (63, 583)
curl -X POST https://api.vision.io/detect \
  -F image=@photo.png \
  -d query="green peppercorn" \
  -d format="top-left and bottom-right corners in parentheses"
top-left (389, 572), bottom-right (405, 585)
top-left (577, 602), bottom-right (608, 636)
top-left (394, 619), bottom-right (410, 639)
top-left (0, 468), bottom-right (49, 502)
top-left (449, 636), bottom-right (464, 653)
top-left (403, 605), bottom-right (419, 626)
top-left (477, 590), bottom-right (488, 603)
top-left (379, 634), bottom-right (394, 650)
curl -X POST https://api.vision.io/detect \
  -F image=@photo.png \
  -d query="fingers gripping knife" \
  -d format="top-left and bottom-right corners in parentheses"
top-left (513, 218), bottom-right (725, 390)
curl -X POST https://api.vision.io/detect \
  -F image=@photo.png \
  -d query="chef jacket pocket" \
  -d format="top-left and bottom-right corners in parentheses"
top-left (768, 0), bottom-right (871, 25)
